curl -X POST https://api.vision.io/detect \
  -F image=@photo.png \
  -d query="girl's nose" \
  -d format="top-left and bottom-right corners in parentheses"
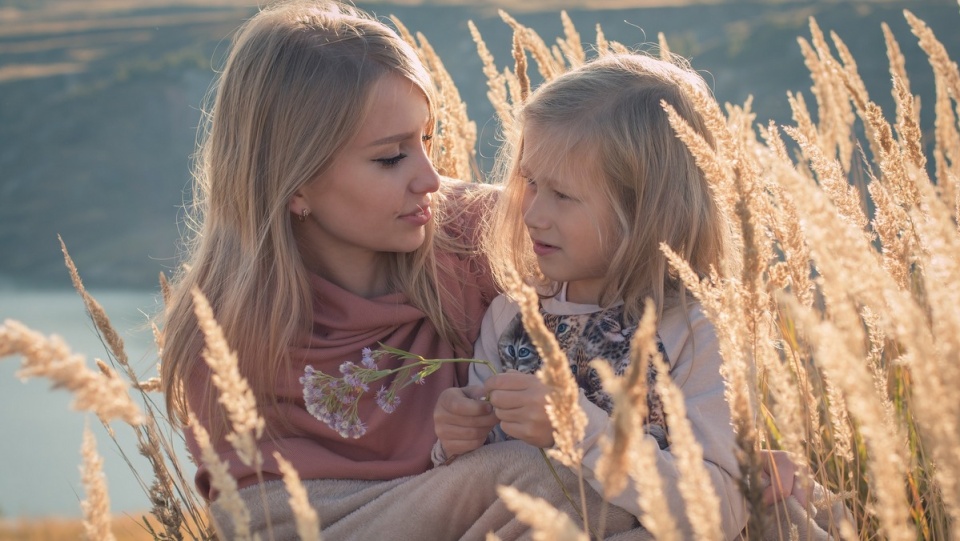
top-left (522, 193), bottom-right (547, 230)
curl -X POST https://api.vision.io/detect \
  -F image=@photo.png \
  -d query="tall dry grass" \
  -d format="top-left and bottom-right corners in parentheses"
top-left (1, 4), bottom-right (959, 540)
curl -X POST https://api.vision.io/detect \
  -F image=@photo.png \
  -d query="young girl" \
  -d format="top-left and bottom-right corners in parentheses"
top-left (434, 53), bottom-right (749, 539)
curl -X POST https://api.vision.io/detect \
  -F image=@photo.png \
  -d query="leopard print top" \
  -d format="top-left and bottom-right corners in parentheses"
top-left (497, 303), bottom-right (669, 449)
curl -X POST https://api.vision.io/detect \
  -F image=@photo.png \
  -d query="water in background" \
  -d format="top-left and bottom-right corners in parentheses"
top-left (0, 288), bottom-right (176, 518)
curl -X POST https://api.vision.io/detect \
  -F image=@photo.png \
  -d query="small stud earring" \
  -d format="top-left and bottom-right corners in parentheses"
top-left (298, 208), bottom-right (311, 222)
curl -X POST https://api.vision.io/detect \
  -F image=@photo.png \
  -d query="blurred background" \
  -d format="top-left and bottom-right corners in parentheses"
top-left (1, 0), bottom-right (957, 520)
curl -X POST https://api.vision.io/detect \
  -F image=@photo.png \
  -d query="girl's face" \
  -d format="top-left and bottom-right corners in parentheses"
top-left (520, 127), bottom-right (616, 304)
top-left (291, 74), bottom-right (440, 278)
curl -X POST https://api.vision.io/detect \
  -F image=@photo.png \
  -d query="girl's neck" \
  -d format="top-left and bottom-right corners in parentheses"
top-left (564, 280), bottom-right (604, 305)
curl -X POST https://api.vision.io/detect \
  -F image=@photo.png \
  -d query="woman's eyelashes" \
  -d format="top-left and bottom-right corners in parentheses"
top-left (373, 134), bottom-right (432, 168)
top-left (374, 153), bottom-right (407, 167)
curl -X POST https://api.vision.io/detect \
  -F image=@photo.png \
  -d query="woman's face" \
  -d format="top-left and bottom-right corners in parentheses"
top-left (292, 74), bottom-right (440, 278)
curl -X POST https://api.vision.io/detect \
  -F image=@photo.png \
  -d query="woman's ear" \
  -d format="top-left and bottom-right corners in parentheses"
top-left (288, 193), bottom-right (312, 222)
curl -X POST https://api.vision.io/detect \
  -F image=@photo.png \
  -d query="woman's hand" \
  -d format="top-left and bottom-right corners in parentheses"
top-left (761, 449), bottom-right (810, 508)
top-left (434, 385), bottom-right (498, 457)
top-left (484, 372), bottom-right (555, 448)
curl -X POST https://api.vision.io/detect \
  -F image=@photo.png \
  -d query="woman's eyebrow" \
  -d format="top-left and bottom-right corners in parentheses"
top-left (367, 131), bottom-right (416, 147)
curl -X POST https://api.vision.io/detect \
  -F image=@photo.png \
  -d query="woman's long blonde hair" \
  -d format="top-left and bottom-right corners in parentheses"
top-left (161, 0), bottom-right (462, 435)
top-left (485, 53), bottom-right (729, 322)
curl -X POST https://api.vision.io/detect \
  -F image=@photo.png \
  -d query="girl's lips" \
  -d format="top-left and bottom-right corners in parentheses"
top-left (532, 241), bottom-right (559, 256)
top-left (399, 205), bottom-right (431, 226)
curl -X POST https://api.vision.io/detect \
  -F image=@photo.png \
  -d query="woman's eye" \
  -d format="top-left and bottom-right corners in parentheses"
top-left (374, 153), bottom-right (407, 167)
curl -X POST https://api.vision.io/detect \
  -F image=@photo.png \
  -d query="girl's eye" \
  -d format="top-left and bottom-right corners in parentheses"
top-left (374, 153), bottom-right (407, 167)
top-left (555, 190), bottom-right (570, 200)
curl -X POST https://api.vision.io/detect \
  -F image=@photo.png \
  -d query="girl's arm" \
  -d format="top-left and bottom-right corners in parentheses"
top-left (432, 295), bottom-right (511, 463)
top-left (576, 302), bottom-right (747, 540)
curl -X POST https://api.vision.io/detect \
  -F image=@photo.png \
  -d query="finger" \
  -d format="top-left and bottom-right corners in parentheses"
top-left (484, 372), bottom-right (537, 392)
top-left (443, 393), bottom-right (494, 417)
top-left (437, 411), bottom-right (498, 428)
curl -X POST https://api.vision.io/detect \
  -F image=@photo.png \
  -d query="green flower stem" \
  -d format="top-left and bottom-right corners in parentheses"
top-left (539, 449), bottom-right (603, 541)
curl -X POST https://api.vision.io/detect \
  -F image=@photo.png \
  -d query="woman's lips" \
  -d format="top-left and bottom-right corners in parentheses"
top-left (399, 204), bottom-right (431, 226)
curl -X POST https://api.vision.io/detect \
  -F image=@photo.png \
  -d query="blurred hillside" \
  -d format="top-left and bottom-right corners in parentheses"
top-left (1, 0), bottom-right (958, 289)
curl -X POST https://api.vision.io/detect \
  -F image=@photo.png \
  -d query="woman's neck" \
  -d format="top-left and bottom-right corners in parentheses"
top-left (308, 249), bottom-right (392, 298)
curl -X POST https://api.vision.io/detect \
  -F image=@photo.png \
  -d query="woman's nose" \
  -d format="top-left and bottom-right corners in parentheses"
top-left (411, 149), bottom-right (441, 194)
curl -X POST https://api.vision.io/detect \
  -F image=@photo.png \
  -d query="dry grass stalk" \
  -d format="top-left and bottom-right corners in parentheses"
top-left (499, 10), bottom-right (561, 82)
top-left (61, 237), bottom-right (137, 379)
top-left (272, 452), bottom-right (321, 541)
top-left (468, 20), bottom-right (514, 130)
top-left (867, 179), bottom-right (915, 289)
top-left (906, 10), bottom-right (960, 197)
top-left (496, 486), bottom-right (588, 541)
top-left (782, 126), bottom-right (871, 234)
top-left (649, 352), bottom-right (722, 541)
top-left (555, 11), bottom-right (584, 68)
top-left (592, 299), bottom-right (657, 498)
top-left (782, 296), bottom-right (912, 541)
top-left (504, 272), bottom-right (585, 469)
top-left (81, 422), bottom-right (117, 541)
top-left (186, 410), bottom-right (254, 541)
top-left (512, 30), bottom-right (530, 103)
top-left (0, 319), bottom-right (144, 424)
top-left (657, 32), bottom-right (670, 61)
top-left (138, 420), bottom-right (187, 541)
top-left (191, 288), bottom-right (265, 468)
top-left (594, 24), bottom-right (609, 56)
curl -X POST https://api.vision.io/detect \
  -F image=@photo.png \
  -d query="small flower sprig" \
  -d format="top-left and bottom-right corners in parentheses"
top-left (300, 344), bottom-right (496, 439)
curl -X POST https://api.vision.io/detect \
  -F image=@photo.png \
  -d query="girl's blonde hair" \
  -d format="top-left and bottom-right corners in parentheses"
top-left (161, 0), bottom-right (463, 436)
top-left (486, 53), bottom-right (729, 322)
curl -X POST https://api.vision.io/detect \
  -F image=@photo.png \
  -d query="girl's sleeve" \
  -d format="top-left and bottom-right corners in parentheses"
top-left (575, 303), bottom-right (748, 540)
top-left (468, 294), bottom-right (513, 386)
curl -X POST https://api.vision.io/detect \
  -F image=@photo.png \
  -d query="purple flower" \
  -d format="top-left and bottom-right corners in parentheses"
top-left (375, 386), bottom-right (401, 414)
top-left (361, 347), bottom-right (377, 369)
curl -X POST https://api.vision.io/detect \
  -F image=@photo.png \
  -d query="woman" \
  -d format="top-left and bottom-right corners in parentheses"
top-left (160, 1), bottom-right (642, 538)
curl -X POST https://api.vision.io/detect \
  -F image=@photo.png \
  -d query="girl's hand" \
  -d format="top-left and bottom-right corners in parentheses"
top-left (434, 385), bottom-right (498, 457)
top-left (484, 372), bottom-right (555, 448)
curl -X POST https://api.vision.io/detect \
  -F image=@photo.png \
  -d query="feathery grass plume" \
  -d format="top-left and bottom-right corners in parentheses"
top-left (499, 10), bottom-right (561, 82)
top-left (273, 452), bottom-right (321, 541)
top-left (594, 24), bottom-right (609, 56)
top-left (504, 271), bottom-right (586, 469)
top-left (419, 30), bottom-right (479, 181)
top-left (649, 352), bottom-right (722, 541)
top-left (659, 248), bottom-right (765, 536)
top-left (159, 271), bottom-right (171, 305)
top-left (592, 301), bottom-right (684, 541)
top-left (782, 126), bottom-right (871, 235)
top-left (829, 30), bottom-right (865, 168)
top-left (191, 288), bottom-right (264, 468)
top-left (555, 11), bottom-right (584, 68)
top-left (512, 31), bottom-right (530, 103)
top-left (390, 15), bottom-right (478, 182)
top-left (485, 534), bottom-right (501, 541)
top-left (867, 178), bottom-right (915, 290)
top-left (61, 237), bottom-right (132, 374)
top-left (860, 307), bottom-right (897, 432)
top-left (883, 22), bottom-right (912, 102)
top-left (901, 169), bottom-right (960, 522)
top-left (797, 32), bottom-right (847, 170)
top-left (905, 10), bottom-right (960, 190)
top-left (781, 295), bottom-right (912, 541)
top-left (136, 419), bottom-right (187, 541)
top-left (592, 298), bottom-right (657, 497)
top-left (658, 32), bottom-right (671, 61)
top-left (80, 422), bottom-right (116, 541)
top-left (0, 319), bottom-right (144, 424)
top-left (893, 74), bottom-right (927, 172)
top-left (468, 20), bottom-right (514, 131)
top-left (187, 411), bottom-right (254, 541)
top-left (496, 486), bottom-right (588, 541)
